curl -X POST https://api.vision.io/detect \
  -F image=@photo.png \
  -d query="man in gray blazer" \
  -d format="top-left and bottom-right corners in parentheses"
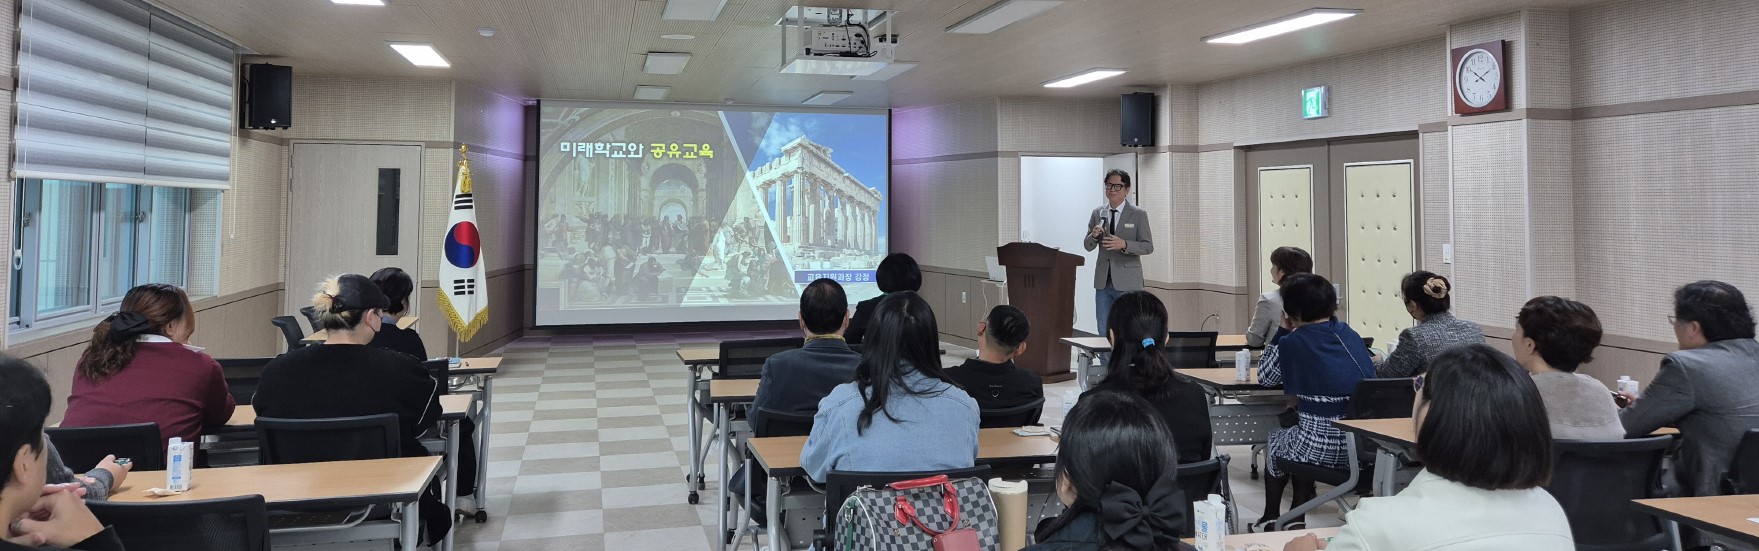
top-left (1621, 280), bottom-right (1759, 502)
top-left (1082, 169), bottom-right (1154, 344)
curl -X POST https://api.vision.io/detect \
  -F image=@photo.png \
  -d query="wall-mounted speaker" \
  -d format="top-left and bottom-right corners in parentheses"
top-left (1120, 92), bottom-right (1155, 147)
top-left (242, 63), bottom-right (292, 130)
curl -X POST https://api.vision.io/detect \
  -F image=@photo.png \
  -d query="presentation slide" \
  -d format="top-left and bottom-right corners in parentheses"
top-left (535, 101), bottom-right (890, 326)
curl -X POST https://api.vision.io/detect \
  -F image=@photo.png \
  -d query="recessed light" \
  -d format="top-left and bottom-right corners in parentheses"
top-left (946, 0), bottom-right (1065, 34)
top-left (1204, 8), bottom-right (1362, 44)
top-left (331, 0), bottom-right (384, 5)
top-left (634, 86), bottom-right (670, 101)
top-left (663, 0), bottom-right (728, 21)
top-left (388, 43), bottom-right (451, 68)
top-left (644, 52), bottom-right (691, 75)
top-left (1043, 68), bottom-right (1126, 88)
top-left (661, 34), bottom-right (696, 40)
top-left (478, 27), bottom-right (496, 37)
top-left (852, 62), bottom-right (918, 81)
top-left (802, 91), bottom-right (854, 105)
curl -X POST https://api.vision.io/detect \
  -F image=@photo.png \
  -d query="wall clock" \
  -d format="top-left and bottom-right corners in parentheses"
top-left (1451, 40), bottom-right (1508, 115)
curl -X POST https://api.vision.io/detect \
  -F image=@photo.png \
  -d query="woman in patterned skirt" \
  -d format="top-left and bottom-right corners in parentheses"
top-left (1253, 273), bottom-right (1377, 531)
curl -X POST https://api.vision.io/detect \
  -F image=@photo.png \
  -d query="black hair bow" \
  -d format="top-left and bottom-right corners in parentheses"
top-left (1097, 475), bottom-right (1184, 549)
top-left (107, 311), bottom-right (153, 343)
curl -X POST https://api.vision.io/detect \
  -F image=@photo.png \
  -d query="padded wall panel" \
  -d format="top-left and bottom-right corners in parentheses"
top-left (1197, 150), bottom-right (1238, 287)
top-left (1170, 151), bottom-right (1202, 284)
top-left (1419, 132), bottom-right (1450, 275)
top-left (1527, 120), bottom-right (1575, 298)
top-left (1136, 152), bottom-right (1174, 284)
top-left (1344, 162), bottom-right (1416, 346)
top-left (1448, 121), bottom-right (1529, 325)
top-left (1524, 9), bottom-right (1572, 110)
top-left (1257, 167), bottom-right (1314, 294)
top-left (1196, 38), bottom-right (1446, 145)
top-left (1572, 0), bottom-right (1759, 107)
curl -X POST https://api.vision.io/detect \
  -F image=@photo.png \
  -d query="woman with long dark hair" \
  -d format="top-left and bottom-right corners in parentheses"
top-left (1082, 291), bottom-right (1211, 463)
top-left (63, 284), bottom-right (235, 447)
top-left (800, 291), bottom-right (979, 482)
top-left (1026, 391), bottom-right (1194, 551)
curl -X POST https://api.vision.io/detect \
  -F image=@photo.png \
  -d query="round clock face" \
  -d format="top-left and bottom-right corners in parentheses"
top-left (1456, 49), bottom-right (1501, 109)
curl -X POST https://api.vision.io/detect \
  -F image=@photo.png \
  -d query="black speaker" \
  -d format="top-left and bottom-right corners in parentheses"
top-left (1120, 92), bottom-right (1155, 147)
top-left (242, 63), bottom-right (292, 130)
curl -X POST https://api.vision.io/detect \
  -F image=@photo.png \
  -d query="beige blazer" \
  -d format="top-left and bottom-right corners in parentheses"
top-left (1082, 202), bottom-right (1153, 290)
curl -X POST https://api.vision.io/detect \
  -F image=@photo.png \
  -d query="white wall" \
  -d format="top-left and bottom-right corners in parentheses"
top-left (1020, 156), bottom-right (1105, 334)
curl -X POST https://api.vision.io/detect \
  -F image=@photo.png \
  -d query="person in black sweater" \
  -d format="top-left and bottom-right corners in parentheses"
top-left (1080, 291), bottom-right (1212, 464)
top-left (368, 267), bottom-right (428, 360)
top-left (847, 253), bottom-right (920, 345)
top-left (0, 355), bottom-right (125, 551)
top-left (253, 274), bottom-right (449, 543)
top-left (947, 305), bottom-right (1044, 423)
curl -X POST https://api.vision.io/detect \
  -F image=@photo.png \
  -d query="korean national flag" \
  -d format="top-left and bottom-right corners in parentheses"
top-left (439, 146), bottom-right (488, 341)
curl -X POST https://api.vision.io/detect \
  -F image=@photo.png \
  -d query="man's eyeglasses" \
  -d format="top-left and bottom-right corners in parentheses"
top-left (1104, 184), bottom-right (1129, 191)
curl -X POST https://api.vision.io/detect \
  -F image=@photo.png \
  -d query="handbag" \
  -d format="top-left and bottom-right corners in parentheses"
top-left (837, 474), bottom-right (999, 551)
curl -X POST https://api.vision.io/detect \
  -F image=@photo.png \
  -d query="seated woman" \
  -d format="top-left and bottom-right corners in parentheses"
top-left (368, 267), bottom-right (427, 360)
top-left (1514, 296), bottom-right (1624, 440)
top-left (63, 284), bottom-right (236, 448)
top-left (253, 274), bottom-right (448, 542)
top-left (1247, 246), bottom-right (1312, 348)
top-left (847, 253), bottom-right (921, 344)
top-left (1375, 271), bottom-right (1484, 377)
top-left (1081, 291), bottom-right (1211, 464)
top-left (1026, 391), bottom-right (1196, 551)
top-left (1255, 274), bottom-right (1376, 530)
top-left (800, 291), bottom-right (979, 482)
top-left (1282, 344), bottom-right (1572, 551)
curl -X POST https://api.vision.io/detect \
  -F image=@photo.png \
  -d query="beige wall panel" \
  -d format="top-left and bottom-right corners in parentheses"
top-left (1196, 38), bottom-right (1446, 145)
top-left (1149, 286), bottom-right (1252, 334)
top-left (278, 76), bottom-right (454, 142)
top-left (997, 96), bottom-right (1120, 153)
top-left (1527, 120), bottom-right (1576, 298)
top-left (223, 136), bottom-right (288, 296)
top-left (1343, 162), bottom-right (1417, 347)
top-left (1448, 121), bottom-right (1529, 327)
top-left (1136, 152), bottom-right (1174, 284)
top-left (997, 158), bottom-right (1020, 243)
top-left (1257, 167), bottom-right (1314, 294)
top-left (453, 83), bottom-right (526, 154)
top-left (1524, 9), bottom-right (1572, 110)
top-left (1418, 132), bottom-right (1451, 275)
top-left (1572, 0), bottom-right (1759, 106)
top-left (892, 159), bottom-right (999, 272)
top-left (1169, 151), bottom-right (1202, 284)
top-left (892, 97), bottom-right (998, 160)
top-left (1197, 150), bottom-right (1238, 287)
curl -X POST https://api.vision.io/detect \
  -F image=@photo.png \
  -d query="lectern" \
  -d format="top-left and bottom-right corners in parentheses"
top-left (997, 242), bottom-right (1084, 382)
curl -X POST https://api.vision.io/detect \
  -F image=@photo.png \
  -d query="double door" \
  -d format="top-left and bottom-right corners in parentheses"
top-left (1244, 135), bottom-right (1420, 346)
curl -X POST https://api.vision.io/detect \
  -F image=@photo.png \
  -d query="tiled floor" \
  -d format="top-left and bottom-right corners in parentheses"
top-left (455, 333), bottom-right (1340, 550)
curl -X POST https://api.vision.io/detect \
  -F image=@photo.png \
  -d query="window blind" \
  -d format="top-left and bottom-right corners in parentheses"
top-left (16, 0), bottom-right (235, 190)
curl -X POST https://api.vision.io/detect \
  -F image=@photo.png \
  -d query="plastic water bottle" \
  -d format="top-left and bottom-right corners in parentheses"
top-left (1618, 376), bottom-right (1640, 398)
top-left (1234, 350), bottom-right (1251, 382)
top-left (1062, 390), bottom-right (1078, 420)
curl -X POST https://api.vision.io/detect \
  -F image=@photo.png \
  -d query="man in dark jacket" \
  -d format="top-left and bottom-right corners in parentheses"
top-left (947, 305), bottom-right (1044, 423)
top-left (1, 355), bottom-right (125, 551)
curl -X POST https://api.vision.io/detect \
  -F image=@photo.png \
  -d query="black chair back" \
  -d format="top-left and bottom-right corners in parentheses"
top-left (216, 357), bottom-right (276, 406)
top-left (1173, 457), bottom-right (1224, 536)
top-left (1164, 331), bottom-right (1219, 370)
top-left (1544, 436), bottom-right (1673, 551)
top-left (270, 316), bottom-right (306, 351)
top-left (298, 306), bottom-right (322, 331)
top-left (255, 414), bottom-right (400, 465)
top-left (1347, 378), bottom-right (1415, 420)
top-left (716, 337), bottom-right (803, 380)
top-left (978, 398), bottom-right (1045, 429)
top-left (89, 495), bottom-right (269, 551)
top-left (1724, 428), bottom-right (1759, 494)
top-left (820, 465), bottom-right (994, 551)
top-left (46, 422), bottom-right (164, 472)
top-left (752, 407), bottom-right (815, 438)
top-left (422, 359), bottom-right (450, 396)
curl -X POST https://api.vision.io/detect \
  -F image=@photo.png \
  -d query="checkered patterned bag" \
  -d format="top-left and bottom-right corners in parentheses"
top-left (836, 474), bottom-right (999, 551)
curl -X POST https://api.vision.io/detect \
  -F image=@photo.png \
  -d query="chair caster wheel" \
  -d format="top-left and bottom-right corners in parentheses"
top-left (688, 491), bottom-right (700, 504)
top-left (474, 510), bottom-right (488, 524)
top-left (725, 529), bottom-right (737, 544)
top-left (697, 474), bottom-right (706, 491)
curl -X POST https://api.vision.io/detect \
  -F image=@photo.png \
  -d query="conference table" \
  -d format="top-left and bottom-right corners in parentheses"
top-left (1062, 334), bottom-right (1251, 391)
top-left (744, 428), bottom-right (1060, 551)
top-left (1184, 527), bottom-right (1342, 549)
top-left (1634, 494), bottom-right (1759, 548)
top-left (113, 456), bottom-right (441, 549)
top-left (708, 378), bottom-right (761, 549)
top-left (1335, 418), bottom-right (1680, 497)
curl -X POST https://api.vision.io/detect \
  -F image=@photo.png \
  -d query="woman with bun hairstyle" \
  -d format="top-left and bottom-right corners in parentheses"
top-left (1375, 271), bottom-right (1484, 378)
top-left (1025, 391), bottom-right (1195, 551)
top-left (63, 284), bottom-right (235, 448)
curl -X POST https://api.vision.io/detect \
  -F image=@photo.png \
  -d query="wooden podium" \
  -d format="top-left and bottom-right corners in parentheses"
top-left (997, 242), bottom-right (1084, 383)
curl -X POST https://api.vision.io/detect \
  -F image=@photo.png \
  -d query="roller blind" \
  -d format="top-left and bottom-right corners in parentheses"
top-left (16, 0), bottom-right (235, 190)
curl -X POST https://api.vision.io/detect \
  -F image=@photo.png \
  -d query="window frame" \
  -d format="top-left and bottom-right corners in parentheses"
top-left (10, 179), bottom-right (192, 334)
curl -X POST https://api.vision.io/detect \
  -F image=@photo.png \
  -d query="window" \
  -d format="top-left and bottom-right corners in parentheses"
top-left (11, 179), bottom-right (190, 330)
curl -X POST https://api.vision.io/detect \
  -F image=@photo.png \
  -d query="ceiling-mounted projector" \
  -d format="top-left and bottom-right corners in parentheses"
top-left (776, 6), bottom-right (896, 77)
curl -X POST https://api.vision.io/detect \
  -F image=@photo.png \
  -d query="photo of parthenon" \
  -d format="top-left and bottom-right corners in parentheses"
top-left (747, 136), bottom-right (886, 276)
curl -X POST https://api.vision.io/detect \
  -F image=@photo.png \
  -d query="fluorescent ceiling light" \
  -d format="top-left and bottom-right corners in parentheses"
top-left (1043, 68), bottom-right (1125, 88)
top-left (388, 43), bottom-right (450, 68)
top-left (331, 0), bottom-right (384, 5)
top-left (663, 0), bottom-right (728, 21)
top-left (634, 86), bottom-right (670, 101)
top-left (803, 91), bottom-right (854, 105)
top-left (852, 62), bottom-right (918, 81)
top-left (660, 34), bottom-right (696, 40)
top-left (946, 0), bottom-right (1065, 34)
top-left (1204, 8), bottom-right (1362, 44)
top-left (644, 52), bottom-right (691, 74)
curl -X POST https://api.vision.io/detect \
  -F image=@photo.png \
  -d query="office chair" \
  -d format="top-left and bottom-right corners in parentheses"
top-left (1164, 331), bottom-right (1219, 370)
top-left (46, 422), bottom-right (165, 472)
top-left (89, 495), bottom-right (269, 551)
top-left (979, 398), bottom-right (1046, 429)
top-left (1544, 436), bottom-right (1674, 551)
top-left (269, 316), bottom-right (306, 351)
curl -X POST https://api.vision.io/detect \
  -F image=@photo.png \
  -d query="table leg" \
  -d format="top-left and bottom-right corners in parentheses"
top-left (401, 499), bottom-right (421, 550)
top-left (766, 475), bottom-right (783, 551)
top-left (687, 364), bottom-right (704, 504)
top-left (715, 402), bottom-right (730, 551)
top-left (1076, 350), bottom-right (1093, 392)
top-left (1667, 520), bottom-right (1682, 551)
top-left (475, 374), bottom-right (493, 504)
top-left (443, 419), bottom-right (460, 551)
top-left (1372, 448), bottom-right (1395, 497)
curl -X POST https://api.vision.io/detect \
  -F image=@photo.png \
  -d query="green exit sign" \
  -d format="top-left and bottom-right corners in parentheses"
top-left (1302, 86), bottom-right (1330, 119)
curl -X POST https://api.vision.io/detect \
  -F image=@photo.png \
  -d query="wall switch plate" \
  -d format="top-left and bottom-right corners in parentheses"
top-left (1443, 243), bottom-right (1454, 264)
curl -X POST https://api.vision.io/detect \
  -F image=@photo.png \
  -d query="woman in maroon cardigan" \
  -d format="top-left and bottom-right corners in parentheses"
top-left (61, 284), bottom-right (235, 449)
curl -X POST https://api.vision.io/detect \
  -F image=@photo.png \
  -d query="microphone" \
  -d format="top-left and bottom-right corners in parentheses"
top-left (1198, 313), bottom-right (1219, 333)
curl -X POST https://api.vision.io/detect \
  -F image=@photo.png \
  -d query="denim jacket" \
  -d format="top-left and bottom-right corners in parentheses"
top-left (799, 365), bottom-right (979, 482)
